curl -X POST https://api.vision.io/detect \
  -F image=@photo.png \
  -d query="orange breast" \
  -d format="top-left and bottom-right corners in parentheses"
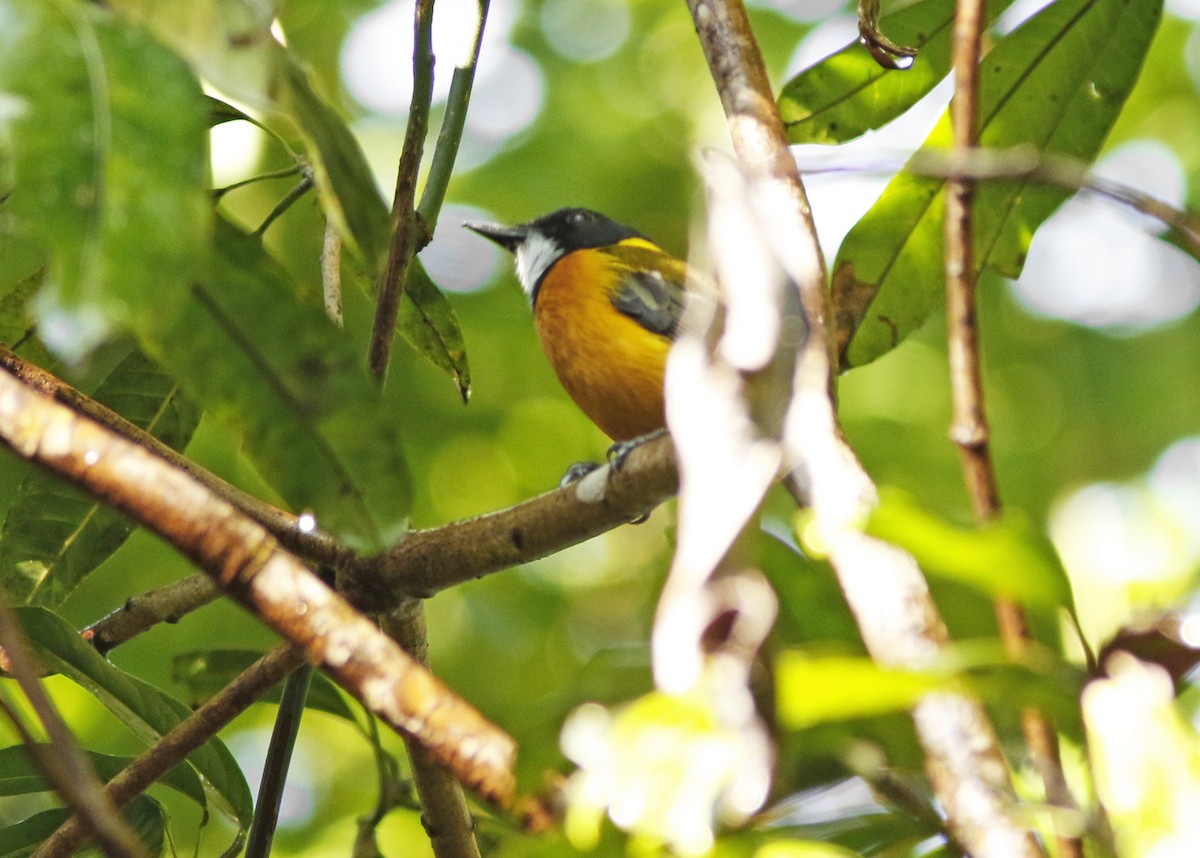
top-left (534, 248), bottom-right (671, 441)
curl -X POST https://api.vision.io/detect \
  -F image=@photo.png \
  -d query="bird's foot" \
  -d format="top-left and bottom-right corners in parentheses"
top-left (559, 460), bottom-right (601, 488)
top-left (606, 428), bottom-right (669, 473)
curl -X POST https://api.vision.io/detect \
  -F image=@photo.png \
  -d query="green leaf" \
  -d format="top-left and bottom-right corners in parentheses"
top-left (400, 262), bottom-right (472, 402)
top-left (272, 46), bottom-right (393, 272)
top-left (173, 649), bottom-right (360, 725)
top-left (149, 218), bottom-right (411, 549)
top-left (0, 745), bottom-right (206, 811)
top-left (865, 490), bottom-right (1076, 610)
top-left (833, 0), bottom-right (1163, 367)
top-left (0, 0), bottom-right (211, 361)
top-left (780, 0), bottom-right (967, 144)
top-left (0, 808), bottom-right (71, 858)
top-left (0, 350), bottom-right (201, 605)
top-left (776, 651), bottom-right (944, 729)
top-left (13, 606), bottom-right (253, 835)
top-left (0, 795), bottom-right (164, 858)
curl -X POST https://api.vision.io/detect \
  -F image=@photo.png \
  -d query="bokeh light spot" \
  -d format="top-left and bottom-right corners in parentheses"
top-left (541, 0), bottom-right (631, 63)
top-left (1011, 140), bottom-right (1199, 332)
top-left (421, 203), bottom-right (505, 293)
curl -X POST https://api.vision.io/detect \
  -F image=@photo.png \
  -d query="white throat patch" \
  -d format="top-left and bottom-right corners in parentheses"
top-left (514, 232), bottom-right (562, 299)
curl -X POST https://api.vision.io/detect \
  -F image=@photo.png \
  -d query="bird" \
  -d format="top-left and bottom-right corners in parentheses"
top-left (464, 207), bottom-right (687, 444)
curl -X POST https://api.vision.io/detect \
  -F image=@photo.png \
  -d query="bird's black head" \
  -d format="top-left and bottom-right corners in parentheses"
top-left (464, 207), bottom-right (642, 254)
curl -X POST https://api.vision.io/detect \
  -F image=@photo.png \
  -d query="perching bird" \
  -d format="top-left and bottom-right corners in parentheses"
top-left (465, 208), bottom-right (686, 443)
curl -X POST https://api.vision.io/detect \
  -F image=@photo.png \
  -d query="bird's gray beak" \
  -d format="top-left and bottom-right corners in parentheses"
top-left (463, 220), bottom-right (528, 253)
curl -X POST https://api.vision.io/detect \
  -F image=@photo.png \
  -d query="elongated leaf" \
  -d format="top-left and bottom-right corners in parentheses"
top-left (0, 0), bottom-right (211, 361)
top-left (0, 350), bottom-right (201, 605)
top-left (149, 219), bottom-right (410, 549)
top-left (0, 807), bottom-right (71, 858)
top-left (400, 262), bottom-right (471, 402)
top-left (781, 0), bottom-right (987, 144)
top-left (14, 607), bottom-right (253, 834)
top-left (173, 649), bottom-right (359, 725)
top-left (0, 745), bottom-right (206, 810)
top-left (0, 793), bottom-right (165, 858)
top-left (833, 0), bottom-right (1163, 366)
top-left (865, 490), bottom-right (1076, 609)
top-left (776, 651), bottom-right (944, 728)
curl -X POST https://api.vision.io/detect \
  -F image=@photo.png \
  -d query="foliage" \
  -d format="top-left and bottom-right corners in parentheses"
top-left (0, 0), bottom-right (1198, 856)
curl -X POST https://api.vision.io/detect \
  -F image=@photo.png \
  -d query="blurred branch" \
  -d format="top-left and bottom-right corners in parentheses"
top-left (34, 643), bottom-right (308, 858)
top-left (793, 146), bottom-right (1200, 260)
top-left (685, 1), bottom-right (1039, 855)
top-left (346, 433), bottom-right (678, 609)
top-left (369, 0), bottom-right (435, 380)
top-left (0, 367), bottom-right (522, 812)
top-left (0, 599), bottom-right (149, 858)
top-left (945, 1), bottom-right (1077, 851)
top-left (417, 0), bottom-right (490, 235)
top-left (83, 573), bottom-right (222, 655)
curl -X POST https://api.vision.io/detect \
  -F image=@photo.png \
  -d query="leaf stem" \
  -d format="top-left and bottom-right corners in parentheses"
top-left (416, 0), bottom-right (491, 237)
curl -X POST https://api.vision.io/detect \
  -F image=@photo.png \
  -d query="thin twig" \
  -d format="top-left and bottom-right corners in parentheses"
top-left (685, 1), bottom-right (1040, 855)
top-left (254, 173), bottom-right (315, 238)
top-left (0, 599), bottom-right (149, 858)
top-left (244, 664), bottom-right (313, 858)
top-left (368, 0), bottom-right (435, 380)
top-left (793, 146), bottom-right (1200, 258)
top-left (416, 0), bottom-right (490, 236)
top-left (83, 573), bottom-right (222, 655)
top-left (34, 644), bottom-right (308, 858)
top-left (214, 165), bottom-right (304, 201)
top-left (945, 0), bottom-right (1080, 854)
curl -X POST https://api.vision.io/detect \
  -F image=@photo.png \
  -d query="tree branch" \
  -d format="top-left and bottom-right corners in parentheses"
top-left (82, 573), bottom-right (222, 655)
top-left (345, 434), bottom-right (678, 609)
top-left (945, 1), bottom-right (1078, 854)
top-left (0, 366), bottom-right (521, 812)
top-left (685, 1), bottom-right (1039, 855)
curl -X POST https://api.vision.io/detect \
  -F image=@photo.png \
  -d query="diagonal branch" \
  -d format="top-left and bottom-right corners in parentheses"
top-left (0, 365), bottom-right (521, 812)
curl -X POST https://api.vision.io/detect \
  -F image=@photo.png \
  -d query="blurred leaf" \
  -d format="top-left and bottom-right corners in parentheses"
top-left (14, 606), bottom-right (253, 834)
top-left (758, 534), bottom-right (862, 650)
top-left (780, 0), bottom-right (985, 144)
top-left (0, 0), bottom-right (211, 361)
top-left (400, 261), bottom-right (472, 402)
top-left (833, 0), bottom-right (1163, 367)
top-left (0, 745), bottom-right (206, 811)
top-left (107, 0), bottom-right (278, 107)
top-left (1085, 654), bottom-right (1200, 855)
top-left (775, 652), bottom-right (943, 729)
top-left (757, 814), bottom-right (935, 857)
top-left (865, 490), bottom-right (1076, 610)
top-left (149, 218), bottom-right (411, 549)
top-left (173, 649), bottom-right (360, 725)
top-left (0, 265), bottom-right (51, 366)
top-left (0, 350), bottom-right (201, 605)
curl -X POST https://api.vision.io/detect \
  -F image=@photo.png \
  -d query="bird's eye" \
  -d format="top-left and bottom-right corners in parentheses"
top-left (570, 211), bottom-right (586, 224)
